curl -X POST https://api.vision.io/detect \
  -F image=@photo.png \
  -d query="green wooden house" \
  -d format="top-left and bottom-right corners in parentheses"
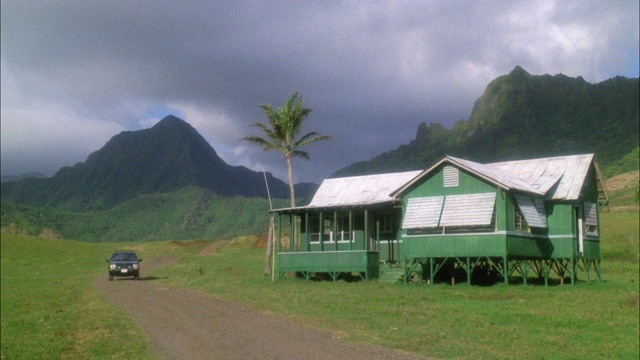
top-left (273, 154), bottom-right (608, 285)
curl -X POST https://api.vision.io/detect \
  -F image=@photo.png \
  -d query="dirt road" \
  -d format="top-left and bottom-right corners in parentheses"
top-left (95, 257), bottom-right (427, 360)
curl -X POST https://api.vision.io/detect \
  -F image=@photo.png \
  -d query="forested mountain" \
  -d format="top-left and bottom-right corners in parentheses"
top-left (1, 116), bottom-right (314, 211)
top-left (334, 66), bottom-right (639, 178)
top-left (1, 172), bottom-right (46, 183)
top-left (2, 68), bottom-right (637, 241)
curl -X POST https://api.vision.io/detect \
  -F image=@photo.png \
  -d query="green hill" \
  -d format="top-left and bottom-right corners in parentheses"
top-left (1, 186), bottom-right (291, 242)
top-left (334, 66), bottom-right (639, 178)
top-left (0, 116), bottom-right (310, 211)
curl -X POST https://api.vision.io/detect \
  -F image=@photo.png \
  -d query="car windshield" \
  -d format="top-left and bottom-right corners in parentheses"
top-left (111, 253), bottom-right (137, 261)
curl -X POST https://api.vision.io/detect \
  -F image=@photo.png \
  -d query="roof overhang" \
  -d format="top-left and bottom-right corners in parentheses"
top-left (391, 156), bottom-right (543, 198)
top-left (592, 156), bottom-right (609, 207)
top-left (271, 199), bottom-right (400, 215)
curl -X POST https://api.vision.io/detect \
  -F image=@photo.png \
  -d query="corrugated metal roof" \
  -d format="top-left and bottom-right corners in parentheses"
top-left (274, 153), bottom-right (605, 214)
top-left (488, 154), bottom-right (594, 200)
top-left (446, 156), bottom-right (544, 195)
top-left (307, 171), bottom-right (422, 208)
top-left (392, 154), bottom-right (602, 202)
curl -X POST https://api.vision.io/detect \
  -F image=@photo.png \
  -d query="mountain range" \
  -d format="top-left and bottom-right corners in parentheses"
top-left (1, 115), bottom-right (316, 211)
top-left (1, 66), bottom-right (638, 241)
top-left (334, 66), bottom-right (639, 178)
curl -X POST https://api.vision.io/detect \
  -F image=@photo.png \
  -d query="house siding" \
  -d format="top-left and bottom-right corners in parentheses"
top-left (401, 166), bottom-right (510, 258)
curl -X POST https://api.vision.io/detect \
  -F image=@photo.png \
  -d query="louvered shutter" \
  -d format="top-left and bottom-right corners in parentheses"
top-left (440, 193), bottom-right (496, 226)
top-left (402, 196), bottom-right (444, 229)
top-left (514, 194), bottom-right (548, 228)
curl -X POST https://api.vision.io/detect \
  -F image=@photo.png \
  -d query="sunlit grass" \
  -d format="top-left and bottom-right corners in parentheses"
top-left (0, 235), bottom-right (174, 359)
top-left (153, 213), bottom-right (639, 360)
top-left (2, 210), bottom-right (638, 359)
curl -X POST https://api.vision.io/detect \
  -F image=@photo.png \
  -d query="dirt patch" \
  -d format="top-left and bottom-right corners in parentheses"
top-left (1, 223), bottom-right (31, 236)
top-left (143, 256), bottom-right (179, 272)
top-left (38, 227), bottom-right (62, 239)
top-left (606, 171), bottom-right (639, 192)
top-left (252, 233), bottom-right (269, 249)
top-left (95, 257), bottom-right (429, 360)
top-left (170, 239), bottom-right (208, 247)
top-left (198, 240), bottom-right (229, 255)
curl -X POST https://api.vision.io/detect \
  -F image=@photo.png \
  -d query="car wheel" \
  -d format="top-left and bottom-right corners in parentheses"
top-left (108, 275), bottom-right (113, 281)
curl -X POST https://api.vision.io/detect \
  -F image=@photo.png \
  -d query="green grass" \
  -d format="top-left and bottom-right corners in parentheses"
top-left (152, 213), bottom-right (640, 360)
top-left (0, 235), bottom-right (179, 359)
top-left (2, 211), bottom-right (638, 359)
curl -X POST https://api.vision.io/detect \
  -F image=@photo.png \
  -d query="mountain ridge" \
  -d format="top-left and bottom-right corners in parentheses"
top-left (1, 115), bottom-right (315, 211)
top-left (333, 67), bottom-right (639, 178)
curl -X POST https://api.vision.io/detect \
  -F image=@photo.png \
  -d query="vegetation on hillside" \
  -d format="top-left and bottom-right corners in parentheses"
top-left (1, 69), bottom-right (637, 243)
top-left (1, 186), bottom-right (291, 242)
top-left (0, 116), bottom-right (302, 211)
top-left (334, 67), bottom-right (639, 178)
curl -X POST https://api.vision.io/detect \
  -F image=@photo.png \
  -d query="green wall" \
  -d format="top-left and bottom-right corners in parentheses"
top-left (399, 164), bottom-right (602, 261)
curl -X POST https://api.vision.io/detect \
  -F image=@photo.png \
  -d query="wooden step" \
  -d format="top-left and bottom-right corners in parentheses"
top-left (379, 265), bottom-right (404, 283)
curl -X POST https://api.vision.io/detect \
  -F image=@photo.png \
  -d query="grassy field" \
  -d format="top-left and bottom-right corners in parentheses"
top-left (0, 236), bottom-right (173, 359)
top-left (1, 212), bottom-right (638, 359)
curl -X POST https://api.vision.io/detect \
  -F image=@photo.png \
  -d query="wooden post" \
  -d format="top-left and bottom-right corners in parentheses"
top-left (305, 212), bottom-right (309, 252)
top-left (277, 214), bottom-right (282, 253)
top-left (289, 214), bottom-right (294, 252)
top-left (349, 210), bottom-right (353, 251)
top-left (376, 219), bottom-right (380, 253)
top-left (319, 212), bottom-right (324, 252)
top-left (503, 256), bottom-right (509, 284)
top-left (333, 211), bottom-right (337, 244)
top-left (429, 257), bottom-right (434, 286)
top-left (570, 258), bottom-right (575, 286)
top-left (364, 209), bottom-right (369, 251)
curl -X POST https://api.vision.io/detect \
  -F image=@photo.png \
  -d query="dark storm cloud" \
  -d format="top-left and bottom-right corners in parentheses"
top-left (2, 1), bottom-right (638, 183)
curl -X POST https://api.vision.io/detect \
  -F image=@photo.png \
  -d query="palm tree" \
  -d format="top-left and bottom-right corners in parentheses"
top-left (243, 92), bottom-right (331, 208)
top-left (243, 92), bottom-right (331, 275)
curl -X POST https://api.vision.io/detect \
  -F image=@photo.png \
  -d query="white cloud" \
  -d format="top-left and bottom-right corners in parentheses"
top-left (1, 102), bottom-right (126, 176)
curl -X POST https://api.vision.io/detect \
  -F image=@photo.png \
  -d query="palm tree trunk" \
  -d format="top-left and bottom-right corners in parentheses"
top-left (285, 155), bottom-right (298, 251)
top-left (286, 155), bottom-right (296, 208)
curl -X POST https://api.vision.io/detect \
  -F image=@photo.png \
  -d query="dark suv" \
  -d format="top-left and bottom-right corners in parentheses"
top-left (107, 250), bottom-right (142, 280)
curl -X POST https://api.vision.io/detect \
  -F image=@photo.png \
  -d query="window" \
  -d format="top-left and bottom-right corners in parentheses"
top-left (323, 219), bottom-right (333, 242)
top-left (439, 193), bottom-right (496, 227)
top-left (514, 194), bottom-right (547, 229)
top-left (402, 196), bottom-right (444, 229)
top-left (514, 205), bottom-right (529, 232)
top-left (308, 214), bottom-right (354, 243)
top-left (335, 213), bottom-right (352, 241)
top-left (584, 202), bottom-right (598, 236)
top-left (379, 212), bottom-right (393, 233)
top-left (308, 216), bottom-right (320, 243)
top-left (403, 193), bottom-right (496, 234)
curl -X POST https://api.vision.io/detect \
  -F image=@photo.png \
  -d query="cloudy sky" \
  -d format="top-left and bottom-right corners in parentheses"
top-left (2, 1), bottom-right (638, 184)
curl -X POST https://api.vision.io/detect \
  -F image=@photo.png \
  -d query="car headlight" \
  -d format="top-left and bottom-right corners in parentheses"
top-left (132, 264), bottom-right (139, 269)
top-left (109, 264), bottom-right (117, 270)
